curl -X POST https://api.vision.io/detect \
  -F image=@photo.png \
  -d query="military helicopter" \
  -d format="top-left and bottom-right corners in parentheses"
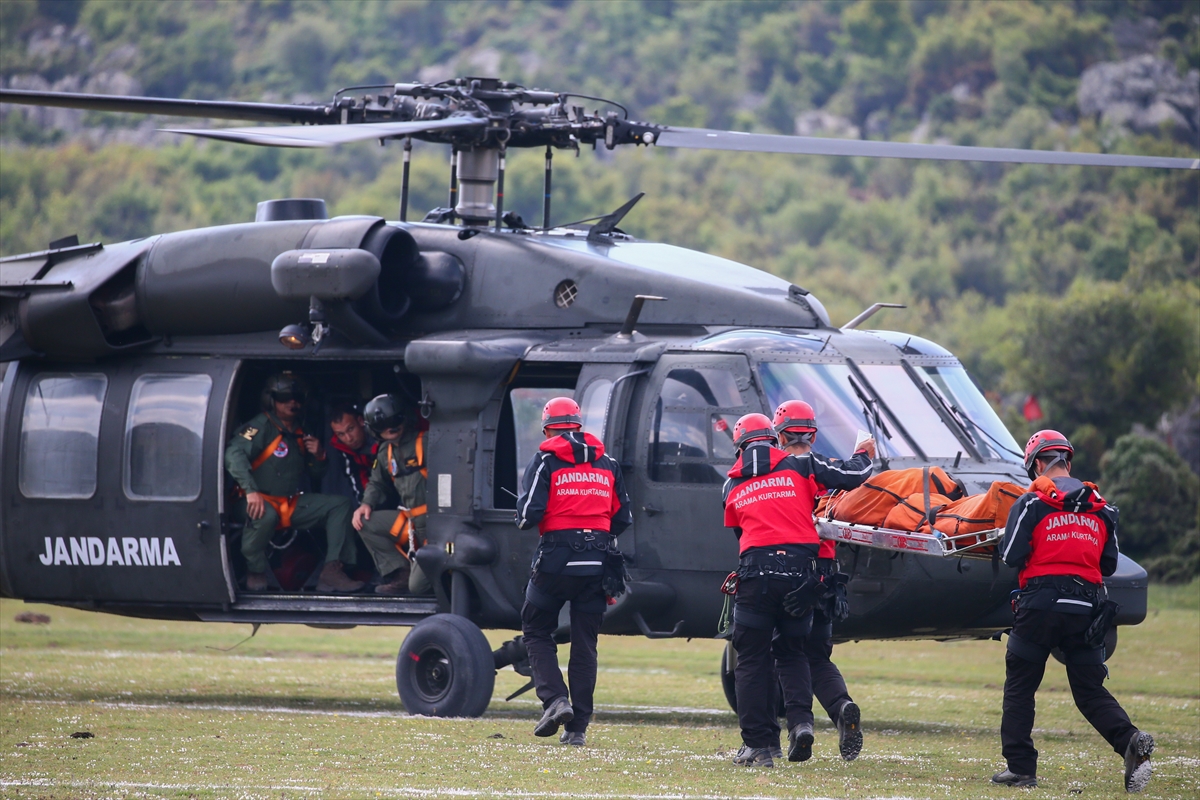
top-left (0, 78), bottom-right (1192, 718)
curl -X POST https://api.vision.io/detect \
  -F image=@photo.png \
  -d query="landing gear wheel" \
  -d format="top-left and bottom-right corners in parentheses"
top-left (719, 640), bottom-right (784, 717)
top-left (396, 614), bottom-right (495, 717)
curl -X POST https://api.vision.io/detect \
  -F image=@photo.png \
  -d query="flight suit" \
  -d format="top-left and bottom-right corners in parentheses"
top-left (357, 429), bottom-right (431, 594)
top-left (225, 412), bottom-right (357, 574)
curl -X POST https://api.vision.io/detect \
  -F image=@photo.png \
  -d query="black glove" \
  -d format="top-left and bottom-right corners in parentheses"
top-left (782, 572), bottom-right (822, 618)
top-left (830, 577), bottom-right (850, 622)
top-left (602, 550), bottom-right (628, 600)
top-left (1084, 600), bottom-right (1120, 650)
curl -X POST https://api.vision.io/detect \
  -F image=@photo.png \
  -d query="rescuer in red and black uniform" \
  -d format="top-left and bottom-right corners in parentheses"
top-left (515, 397), bottom-right (632, 746)
top-left (773, 400), bottom-right (873, 762)
top-left (994, 430), bottom-right (1154, 793)
top-left (722, 412), bottom-right (873, 768)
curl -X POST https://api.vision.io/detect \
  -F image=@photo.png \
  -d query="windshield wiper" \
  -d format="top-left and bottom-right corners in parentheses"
top-left (931, 385), bottom-right (1024, 461)
top-left (847, 373), bottom-right (892, 468)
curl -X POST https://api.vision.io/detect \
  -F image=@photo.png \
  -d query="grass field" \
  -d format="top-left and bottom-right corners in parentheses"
top-left (0, 583), bottom-right (1196, 800)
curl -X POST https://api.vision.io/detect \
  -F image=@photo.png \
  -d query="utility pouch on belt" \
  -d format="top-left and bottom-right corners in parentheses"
top-left (1018, 576), bottom-right (1101, 616)
top-left (534, 530), bottom-right (613, 576)
top-left (1084, 599), bottom-right (1120, 650)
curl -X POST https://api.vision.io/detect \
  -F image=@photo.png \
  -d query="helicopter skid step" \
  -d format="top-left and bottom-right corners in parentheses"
top-left (197, 593), bottom-right (440, 626)
top-left (816, 518), bottom-right (1002, 561)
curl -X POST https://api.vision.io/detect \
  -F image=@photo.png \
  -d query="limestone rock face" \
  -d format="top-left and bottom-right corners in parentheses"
top-left (1078, 54), bottom-right (1199, 135)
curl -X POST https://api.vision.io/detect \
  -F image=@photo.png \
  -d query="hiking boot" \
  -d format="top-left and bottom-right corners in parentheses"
top-left (769, 744), bottom-right (783, 761)
top-left (991, 769), bottom-right (1038, 788)
top-left (732, 745), bottom-right (774, 768)
top-left (245, 571), bottom-right (269, 592)
top-left (316, 561), bottom-right (365, 593)
top-left (560, 730), bottom-right (586, 747)
top-left (837, 701), bottom-right (863, 761)
top-left (534, 696), bottom-right (573, 737)
top-left (788, 723), bottom-right (814, 762)
top-left (1123, 731), bottom-right (1154, 793)
top-left (374, 568), bottom-right (409, 596)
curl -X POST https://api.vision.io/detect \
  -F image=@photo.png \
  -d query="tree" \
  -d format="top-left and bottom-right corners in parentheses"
top-left (1100, 434), bottom-right (1199, 581)
top-left (1006, 281), bottom-right (1199, 444)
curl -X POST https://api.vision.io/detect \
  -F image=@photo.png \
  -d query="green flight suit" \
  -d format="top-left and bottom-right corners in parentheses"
top-left (358, 430), bottom-right (430, 593)
top-left (225, 412), bottom-right (357, 574)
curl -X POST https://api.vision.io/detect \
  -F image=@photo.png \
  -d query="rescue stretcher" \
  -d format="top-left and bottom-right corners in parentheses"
top-left (815, 517), bottom-right (1003, 560)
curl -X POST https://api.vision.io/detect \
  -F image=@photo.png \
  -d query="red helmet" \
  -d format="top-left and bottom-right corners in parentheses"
top-left (542, 396), bottom-right (583, 431)
top-left (773, 400), bottom-right (817, 433)
top-left (733, 413), bottom-right (777, 450)
top-left (1023, 429), bottom-right (1073, 480)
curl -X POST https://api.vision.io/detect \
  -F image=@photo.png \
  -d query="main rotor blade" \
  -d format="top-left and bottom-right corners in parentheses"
top-left (655, 127), bottom-right (1200, 170)
top-left (0, 88), bottom-right (330, 124)
top-left (163, 117), bottom-right (487, 148)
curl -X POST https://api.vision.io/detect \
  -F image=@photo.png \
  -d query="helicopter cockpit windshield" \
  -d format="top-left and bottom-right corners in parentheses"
top-left (758, 362), bottom-right (917, 459)
top-left (753, 345), bottom-right (1019, 464)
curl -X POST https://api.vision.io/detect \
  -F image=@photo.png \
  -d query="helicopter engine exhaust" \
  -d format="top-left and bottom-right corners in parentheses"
top-left (9, 213), bottom-right (465, 359)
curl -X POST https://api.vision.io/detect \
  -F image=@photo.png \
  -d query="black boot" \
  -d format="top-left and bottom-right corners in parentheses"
top-left (732, 745), bottom-right (774, 768)
top-left (1123, 731), bottom-right (1154, 793)
top-left (788, 723), bottom-right (814, 762)
top-left (991, 769), bottom-right (1038, 788)
top-left (534, 696), bottom-right (573, 738)
top-left (837, 701), bottom-right (863, 761)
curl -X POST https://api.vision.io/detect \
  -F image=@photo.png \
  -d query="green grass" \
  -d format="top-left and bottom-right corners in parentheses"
top-left (0, 586), bottom-right (1196, 799)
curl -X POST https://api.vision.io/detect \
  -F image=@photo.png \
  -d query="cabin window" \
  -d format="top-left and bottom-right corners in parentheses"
top-left (511, 387), bottom-right (574, 486)
top-left (124, 374), bottom-right (213, 501)
top-left (19, 373), bottom-right (108, 499)
top-left (650, 368), bottom-right (743, 484)
top-left (579, 378), bottom-right (613, 440)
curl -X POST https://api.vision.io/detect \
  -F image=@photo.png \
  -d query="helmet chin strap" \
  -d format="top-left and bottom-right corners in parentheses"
top-left (1038, 452), bottom-right (1070, 476)
top-left (781, 430), bottom-right (815, 446)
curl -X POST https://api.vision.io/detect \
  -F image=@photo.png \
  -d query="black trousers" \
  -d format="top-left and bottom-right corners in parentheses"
top-left (793, 609), bottom-right (853, 726)
top-left (520, 571), bottom-right (605, 733)
top-left (732, 575), bottom-right (814, 748)
top-left (1001, 606), bottom-right (1137, 775)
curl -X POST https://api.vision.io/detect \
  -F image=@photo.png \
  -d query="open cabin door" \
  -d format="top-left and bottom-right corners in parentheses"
top-left (1, 357), bottom-right (237, 605)
top-left (630, 352), bottom-right (760, 572)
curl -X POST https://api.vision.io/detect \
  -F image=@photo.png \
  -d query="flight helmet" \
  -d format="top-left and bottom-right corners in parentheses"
top-left (261, 373), bottom-right (306, 412)
top-left (363, 394), bottom-right (408, 437)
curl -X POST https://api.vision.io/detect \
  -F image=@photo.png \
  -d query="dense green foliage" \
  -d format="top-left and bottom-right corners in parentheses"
top-left (1, 1), bottom-right (1197, 566)
top-left (1101, 434), bottom-right (1200, 581)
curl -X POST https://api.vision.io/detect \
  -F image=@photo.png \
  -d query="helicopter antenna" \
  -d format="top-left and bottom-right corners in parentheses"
top-left (588, 193), bottom-right (645, 242)
top-left (494, 147), bottom-right (507, 233)
top-left (399, 137), bottom-right (412, 222)
top-left (543, 146), bottom-right (553, 230)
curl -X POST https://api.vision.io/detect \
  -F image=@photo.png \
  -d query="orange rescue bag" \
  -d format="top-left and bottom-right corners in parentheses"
top-left (826, 466), bottom-right (963, 526)
top-left (921, 481), bottom-right (1025, 545)
top-left (882, 492), bottom-right (955, 531)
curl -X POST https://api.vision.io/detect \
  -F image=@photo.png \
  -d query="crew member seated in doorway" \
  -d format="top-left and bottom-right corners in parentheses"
top-left (322, 401), bottom-right (378, 504)
top-left (225, 374), bottom-right (363, 593)
top-left (352, 394), bottom-right (432, 596)
top-left (773, 400), bottom-right (874, 762)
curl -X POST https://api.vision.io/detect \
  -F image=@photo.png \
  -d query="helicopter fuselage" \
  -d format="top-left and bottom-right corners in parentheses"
top-left (0, 216), bottom-right (1148, 645)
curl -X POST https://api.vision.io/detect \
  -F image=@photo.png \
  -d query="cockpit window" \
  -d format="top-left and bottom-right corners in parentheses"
top-left (866, 330), bottom-right (954, 357)
top-left (650, 368), bottom-right (745, 484)
top-left (758, 362), bottom-right (915, 459)
top-left (918, 366), bottom-right (1022, 463)
top-left (695, 329), bottom-right (832, 355)
top-left (856, 364), bottom-right (966, 458)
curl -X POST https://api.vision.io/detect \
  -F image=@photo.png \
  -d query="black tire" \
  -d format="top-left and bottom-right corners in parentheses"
top-left (396, 614), bottom-right (495, 717)
top-left (720, 640), bottom-right (738, 713)
top-left (720, 640), bottom-right (785, 718)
